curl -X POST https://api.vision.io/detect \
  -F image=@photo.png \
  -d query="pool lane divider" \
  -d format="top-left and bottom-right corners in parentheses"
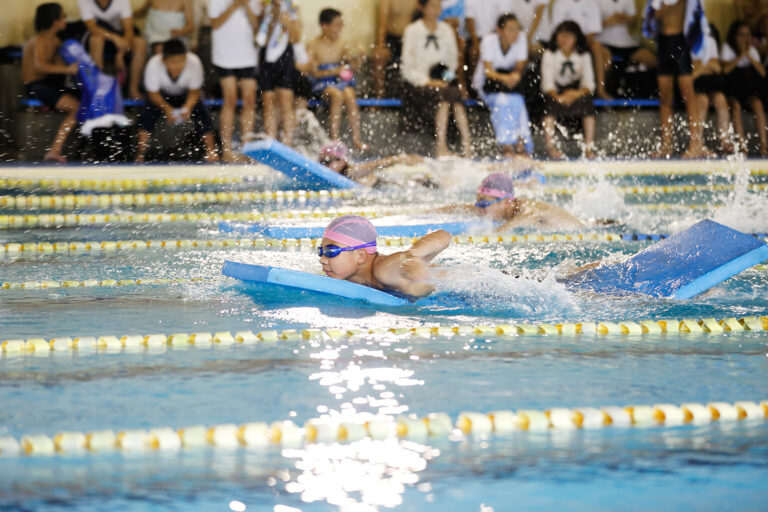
top-left (1, 400), bottom-right (766, 457)
top-left (0, 277), bottom-right (214, 291)
top-left (0, 176), bottom-right (254, 193)
top-left (3, 316), bottom-right (767, 356)
top-left (0, 189), bottom-right (353, 211)
top-left (540, 183), bottom-right (768, 196)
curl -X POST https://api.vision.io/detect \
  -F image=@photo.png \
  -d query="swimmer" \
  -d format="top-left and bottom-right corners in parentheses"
top-left (444, 172), bottom-right (584, 230)
top-left (319, 141), bottom-right (438, 188)
top-left (319, 215), bottom-right (451, 298)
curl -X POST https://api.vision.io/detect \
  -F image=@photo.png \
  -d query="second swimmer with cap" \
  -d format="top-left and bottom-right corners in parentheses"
top-left (319, 215), bottom-right (451, 299)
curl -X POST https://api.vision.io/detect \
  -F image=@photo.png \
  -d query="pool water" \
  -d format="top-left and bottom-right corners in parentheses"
top-left (1, 160), bottom-right (767, 511)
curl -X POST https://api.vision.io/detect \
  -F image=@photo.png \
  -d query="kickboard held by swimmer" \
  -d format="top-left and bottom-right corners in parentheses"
top-left (242, 139), bottom-right (360, 189)
top-left (222, 261), bottom-right (410, 306)
top-left (566, 219), bottom-right (768, 299)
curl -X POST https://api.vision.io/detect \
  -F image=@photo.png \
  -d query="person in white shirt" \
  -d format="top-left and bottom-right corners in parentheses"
top-left (507, 0), bottom-right (552, 57)
top-left (401, 0), bottom-right (472, 157)
top-left (78, 0), bottom-right (147, 99)
top-left (474, 14), bottom-right (533, 157)
top-left (465, 0), bottom-right (508, 84)
top-left (550, 0), bottom-right (612, 99)
top-left (135, 39), bottom-right (217, 163)
top-left (540, 21), bottom-right (596, 158)
top-left (208, 0), bottom-right (261, 162)
top-left (134, 0), bottom-right (195, 55)
top-left (722, 20), bottom-right (767, 155)
top-left (692, 26), bottom-right (733, 154)
top-left (595, 0), bottom-right (656, 68)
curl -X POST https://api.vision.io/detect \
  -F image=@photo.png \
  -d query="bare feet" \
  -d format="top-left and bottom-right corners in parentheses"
top-left (681, 146), bottom-right (714, 159)
top-left (546, 147), bottom-right (565, 160)
top-left (43, 150), bottom-right (66, 163)
top-left (649, 147), bottom-right (673, 159)
top-left (134, 154), bottom-right (145, 164)
top-left (354, 142), bottom-right (370, 152)
top-left (584, 148), bottom-right (596, 159)
top-left (221, 150), bottom-right (251, 164)
top-left (204, 150), bottom-right (219, 163)
top-left (597, 88), bottom-right (614, 101)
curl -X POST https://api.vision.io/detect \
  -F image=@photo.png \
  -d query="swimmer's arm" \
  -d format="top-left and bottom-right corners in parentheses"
top-left (408, 229), bottom-right (452, 262)
top-left (374, 230), bottom-right (451, 298)
top-left (348, 154), bottom-right (424, 179)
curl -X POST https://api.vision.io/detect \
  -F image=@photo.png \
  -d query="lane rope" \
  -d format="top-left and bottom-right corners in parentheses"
top-left (2, 399), bottom-right (765, 457)
top-left (0, 176), bottom-right (252, 192)
top-left (0, 277), bottom-right (213, 291)
top-left (539, 183), bottom-right (768, 196)
top-left (3, 315), bottom-right (766, 357)
top-left (539, 168), bottom-right (768, 178)
top-left (0, 189), bottom-right (353, 211)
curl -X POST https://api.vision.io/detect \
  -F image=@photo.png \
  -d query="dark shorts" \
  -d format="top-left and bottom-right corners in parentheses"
top-left (83, 19), bottom-right (139, 57)
top-left (25, 78), bottom-right (80, 109)
top-left (138, 93), bottom-right (214, 137)
top-left (694, 73), bottom-right (725, 94)
top-left (544, 89), bottom-right (595, 119)
top-left (605, 45), bottom-right (639, 63)
top-left (293, 71), bottom-right (313, 99)
top-left (215, 66), bottom-right (257, 80)
top-left (725, 67), bottom-right (762, 104)
top-left (259, 45), bottom-right (295, 91)
top-left (656, 34), bottom-right (692, 76)
top-left (385, 33), bottom-right (403, 63)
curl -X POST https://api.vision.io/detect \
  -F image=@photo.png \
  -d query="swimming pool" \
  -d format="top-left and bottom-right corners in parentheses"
top-left (1, 159), bottom-right (767, 511)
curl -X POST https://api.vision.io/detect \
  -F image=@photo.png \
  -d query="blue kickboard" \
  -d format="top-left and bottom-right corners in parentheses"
top-left (567, 219), bottom-right (768, 299)
top-left (242, 139), bottom-right (360, 189)
top-left (219, 220), bottom-right (493, 238)
top-left (222, 261), bottom-right (409, 306)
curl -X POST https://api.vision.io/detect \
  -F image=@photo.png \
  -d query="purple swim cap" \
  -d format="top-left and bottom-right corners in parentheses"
top-left (477, 173), bottom-right (515, 199)
top-left (323, 215), bottom-right (378, 254)
top-left (319, 141), bottom-right (349, 161)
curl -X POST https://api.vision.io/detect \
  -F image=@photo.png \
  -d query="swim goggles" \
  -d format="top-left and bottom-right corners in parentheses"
top-left (475, 193), bottom-right (514, 208)
top-left (318, 241), bottom-right (376, 258)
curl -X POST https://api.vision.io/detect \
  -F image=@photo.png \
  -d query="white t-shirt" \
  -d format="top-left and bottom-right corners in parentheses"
top-left (508, 0), bottom-right (551, 44)
top-left (78, 0), bottom-right (132, 32)
top-left (466, 0), bottom-right (509, 39)
top-left (541, 49), bottom-right (595, 92)
top-left (596, 0), bottom-right (638, 48)
top-left (144, 52), bottom-right (204, 96)
top-left (694, 34), bottom-right (719, 64)
top-left (401, 19), bottom-right (458, 86)
top-left (551, 0), bottom-right (602, 37)
top-left (473, 33), bottom-right (528, 92)
top-left (208, 0), bottom-right (260, 69)
top-left (256, 2), bottom-right (297, 63)
top-left (721, 43), bottom-right (761, 68)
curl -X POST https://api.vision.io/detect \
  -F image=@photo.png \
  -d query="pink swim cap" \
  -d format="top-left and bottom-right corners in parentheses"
top-left (323, 215), bottom-right (378, 254)
top-left (319, 141), bottom-right (349, 161)
top-left (477, 173), bottom-right (515, 199)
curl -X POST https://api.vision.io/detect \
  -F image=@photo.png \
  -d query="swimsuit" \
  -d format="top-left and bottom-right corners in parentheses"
top-left (310, 62), bottom-right (357, 96)
top-left (656, 33), bottom-right (692, 76)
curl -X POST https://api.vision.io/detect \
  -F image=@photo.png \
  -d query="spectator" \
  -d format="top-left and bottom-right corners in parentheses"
top-left (595, 0), bottom-right (656, 70)
top-left (722, 20), bottom-right (767, 155)
top-left (22, 3), bottom-right (80, 163)
top-left (465, 0), bottom-right (508, 78)
top-left (372, 0), bottom-right (419, 98)
top-left (207, 0), bottom-right (260, 163)
top-left (440, 0), bottom-right (469, 96)
top-left (401, 0), bottom-right (472, 157)
top-left (692, 25), bottom-right (733, 154)
top-left (507, 0), bottom-right (552, 57)
top-left (540, 21), bottom-right (596, 159)
top-left (307, 8), bottom-right (368, 151)
top-left (473, 14), bottom-right (533, 157)
top-left (135, 39), bottom-right (217, 163)
top-left (78, 0), bottom-right (147, 99)
top-left (135, 0), bottom-right (195, 55)
top-left (550, 0), bottom-right (613, 99)
top-left (258, 0), bottom-right (299, 146)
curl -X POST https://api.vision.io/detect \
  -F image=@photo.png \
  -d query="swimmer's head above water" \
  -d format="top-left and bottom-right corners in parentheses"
top-left (319, 141), bottom-right (350, 175)
top-left (319, 214), bottom-right (378, 280)
top-left (475, 173), bottom-right (517, 219)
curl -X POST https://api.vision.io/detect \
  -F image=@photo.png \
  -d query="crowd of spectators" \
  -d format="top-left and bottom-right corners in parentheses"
top-left (20, 0), bottom-right (768, 164)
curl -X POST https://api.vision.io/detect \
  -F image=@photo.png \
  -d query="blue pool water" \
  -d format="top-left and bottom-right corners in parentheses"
top-left (1, 161), bottom-right (767, 511)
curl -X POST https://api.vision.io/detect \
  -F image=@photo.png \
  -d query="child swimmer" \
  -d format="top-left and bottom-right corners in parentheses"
top-left (319, 215), bottom-right (451, 298)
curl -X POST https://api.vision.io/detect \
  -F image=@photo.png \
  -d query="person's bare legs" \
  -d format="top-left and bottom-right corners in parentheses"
top-left (239, 78), bottom-right (256, 141)
top-left (679, 75), bottom-right (709, 158)
top-left (452, 102), bottom-right (471, 156)
top-left (88, 34), bottom-right (105, 69)
top-left (655, 75), bottom-right (675, 157)
top-left (583, 115), bottom-right (596, 158)
top-left (203, 133), bottom-right (219, 162)
top-left (749, 96), bottom-right (768, 155)
top-left (729, 99), bottom-right (747, 153)
top-left (129, 36), bottom-right (147, 99)
top-left (710, 92), bottom-right (734, 153)
top-left (695, 93), bottom-right (709, 150)
top-left (372, 46), bottom-right (390, 98)
top-left (543, 115), bottom-right (564, 159)
top-left (135, 129), bottom-right (151, 163)
top-left (343, 87), bottom-right (367, 150)
top-left (591, 40), bottom-right (613, 100)
top-left (435, 101), bottom-right (452, 157)
top-left (630, 47), bottom-right (658, 68)
top-left (219, 76), bottom-right (239, 161)
top-left (262, 90), bottom-right (278, 139)
top-left (44, 94), bottom-right (79, 163)
top-left (323, 87), bottom-right (344, 141)
top-left (277, 87), bottom-right (295, 146)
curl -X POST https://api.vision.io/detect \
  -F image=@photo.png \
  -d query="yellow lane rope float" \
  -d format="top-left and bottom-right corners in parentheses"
top-left (2, 316), bottom-right (766, 356)
top-left (0, 176), bottom-right (253, 192)
top-left (540, 183), bottom-right (768, 196)
top-left (2, 400), bottom-right (766, 457)
top-left (0, 277), bottom-right (213, 291)
top-left (0, 189), bottom-right (354, 211)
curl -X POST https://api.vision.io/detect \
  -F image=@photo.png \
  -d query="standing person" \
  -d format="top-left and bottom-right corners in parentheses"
top-left (78, 0), bottom-right (147, 99)
top-left (596, 0), bottom-right (657, 69)
top-left (540, 21), bottom-right (597, 159)
top-left (135, 39), bottom-right (217, 163)
top-left (401, 0), bottom-right (472, 157)
top-left (372, 0), bottom-right (419, 98)
top-left (22, 3), bottom-right (80, 163)
top-left (440, 0), bottom-right (469, 96)
top-left (642, 0), bottom-right (710, 158)
top-left (550, 0), bottom-right (613, 100)
top-left (257, 0), bottom-right (298, 146)
top-left (135, 0), bottom-right (195, 55)
top-left (508, 0), bottom-right (552, 57)
top-left (473, 14), bottom-right (533, 157)
top-left (692, 25), bottom-right (734, 154)
top-left (465, 0), bottom-right (508, 80)
top-left (307, 8), bottom-right (368, 151)
top-left (722, 20), bottom-right (767, 155)
top-left (207, 0), bottom-right (261, 163)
